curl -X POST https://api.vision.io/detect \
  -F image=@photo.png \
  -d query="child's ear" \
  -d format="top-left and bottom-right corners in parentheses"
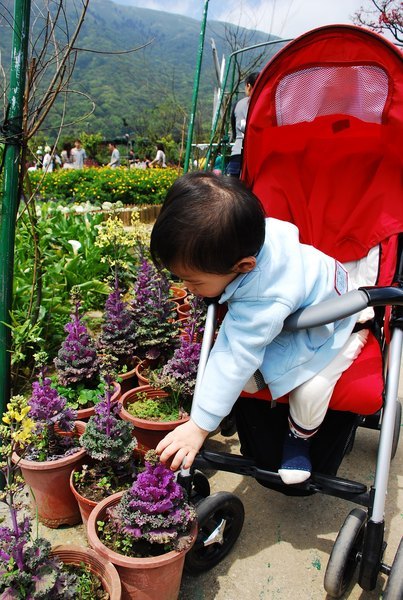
top-left (233, 256), bottom-right (256, 274)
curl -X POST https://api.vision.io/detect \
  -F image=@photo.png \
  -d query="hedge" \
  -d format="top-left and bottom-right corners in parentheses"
top-left (28, 166), bottom-right (180, 206)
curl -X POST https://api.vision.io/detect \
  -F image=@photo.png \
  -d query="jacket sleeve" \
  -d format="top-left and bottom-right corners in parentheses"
top-left (190, 298), bottom-right (293, 431)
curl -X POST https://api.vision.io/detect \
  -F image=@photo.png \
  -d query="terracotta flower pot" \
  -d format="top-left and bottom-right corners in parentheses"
top-left (176, 302), bottom-right (191, 322)
top-left (87, 492), bottom-right (197, 600)
top-left (134, 360), bottom-right (150, 386)
top-left (118, 359), bottom-right (140, 396)
top-left (119, 386), bottom-right (189, 452)
top-left (76, 382), bottom-right (121, 420)
top-left (51, 544), bottom-right (121, 599)
top-left (69, 468), bottom-right (97, 528)
top-left (170, 285), bottom-right (187, 305)
top-left (13, 421), bottom-right (87, 528)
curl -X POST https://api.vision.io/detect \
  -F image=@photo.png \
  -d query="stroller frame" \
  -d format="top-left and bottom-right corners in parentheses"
top-left (180, 286), bottom-right (403, 596)
top-left (179, 25), bottom-right (403, 598)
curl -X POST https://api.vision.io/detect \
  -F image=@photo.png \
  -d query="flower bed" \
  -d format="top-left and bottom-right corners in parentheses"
top-left (28, 166), bottom-right (179, 205)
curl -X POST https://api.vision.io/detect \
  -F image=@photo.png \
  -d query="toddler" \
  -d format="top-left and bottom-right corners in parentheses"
top-left (150, 172), bottom-right (367, 484)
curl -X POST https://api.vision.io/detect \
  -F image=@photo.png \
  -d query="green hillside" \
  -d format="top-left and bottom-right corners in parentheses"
top-left (0, 0), bottom-right (283, 142)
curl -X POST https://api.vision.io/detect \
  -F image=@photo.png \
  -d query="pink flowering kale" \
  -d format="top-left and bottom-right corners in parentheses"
top-left (98, 276), bottom-right (137, 367)
top-left (54, 297), bottom-right (99, 386)
top-left (131, 258), bottom-right (178, 361)
top-left (106, 450), bottom-right (196, 552)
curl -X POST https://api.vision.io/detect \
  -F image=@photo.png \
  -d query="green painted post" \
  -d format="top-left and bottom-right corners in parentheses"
top-left (183, 0), bottom-right (209, 173)
top-left (0, 0), bottom-right (31, 416)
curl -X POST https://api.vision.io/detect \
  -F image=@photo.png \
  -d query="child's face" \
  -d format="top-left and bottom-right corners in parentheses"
top-left (171, 264), bottom-right (238, 298)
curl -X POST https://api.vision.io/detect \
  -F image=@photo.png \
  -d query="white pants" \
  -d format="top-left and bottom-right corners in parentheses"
top-left (289, 329), bottom-right (369, 435)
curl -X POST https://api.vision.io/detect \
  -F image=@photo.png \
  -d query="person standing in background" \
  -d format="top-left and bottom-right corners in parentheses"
top-left (149, 143), bottom-right (167, 168)
top-left (107, 142), bottom-right (121, 168)
top-left (226, 72), bottom-right (259, 178)
top-left (71, 139), bottom-right (87, 169)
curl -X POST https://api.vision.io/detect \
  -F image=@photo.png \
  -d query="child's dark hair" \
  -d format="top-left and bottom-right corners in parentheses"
top-left (150, 171), bottom-right (265, 274)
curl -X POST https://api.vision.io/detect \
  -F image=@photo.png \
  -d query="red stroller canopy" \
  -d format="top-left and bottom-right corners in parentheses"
top-left (242, 25), bottom-right (403, 262)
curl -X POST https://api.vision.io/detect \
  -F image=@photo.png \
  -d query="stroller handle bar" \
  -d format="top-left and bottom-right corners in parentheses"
top-left (194, 286), bottom-right (403, 407)
top-left (284, 286), bottom-right (403, 330)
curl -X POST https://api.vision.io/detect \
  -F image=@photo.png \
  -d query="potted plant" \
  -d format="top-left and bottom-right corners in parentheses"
top-left (87, 450), bottom-right (197, 600)
top-left (130, 256), bottom-right (179, 367)
top-left (97, 274), bottom-right (138, 396)
top-left (70, 369), bottom-right (139, 526)
top-left (12, 363), bottom-right (87, 527)
top-left (0, 395), bottom-right (121, 598)
top-left (119, 315), bottom-right (202, 451)
top-left (54, 291), bottom-right (120, 419)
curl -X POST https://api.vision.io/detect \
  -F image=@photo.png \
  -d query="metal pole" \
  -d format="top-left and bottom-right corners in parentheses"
top-left (0, 0), bottom-right (31, 416)
top-left (183, 0), bottom-right (209, 173)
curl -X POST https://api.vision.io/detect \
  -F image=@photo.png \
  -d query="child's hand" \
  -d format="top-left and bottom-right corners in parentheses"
top-left (155, 419), bottom-right (209, 471)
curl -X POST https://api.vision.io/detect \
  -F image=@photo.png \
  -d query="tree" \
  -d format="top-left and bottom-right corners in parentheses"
top-left (354, 0), bottom-right (403, 44)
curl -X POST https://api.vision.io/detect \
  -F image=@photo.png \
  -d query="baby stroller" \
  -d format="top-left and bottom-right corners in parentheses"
top-left (179, 25), bottom-right (403, 598)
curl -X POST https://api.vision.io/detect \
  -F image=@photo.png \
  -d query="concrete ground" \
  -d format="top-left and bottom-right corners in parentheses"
top-left (36, 402), bottom-right (402, 600)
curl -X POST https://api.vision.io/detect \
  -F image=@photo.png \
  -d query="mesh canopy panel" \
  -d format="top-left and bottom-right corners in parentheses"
top-left (275, 65), bottom-right (389, 126)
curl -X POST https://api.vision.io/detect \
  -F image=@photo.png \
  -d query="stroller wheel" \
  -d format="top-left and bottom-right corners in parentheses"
top-left (190, 470), bottom-right (211, 503)
top-left (383, 538), bottom-right (403, 600)
top-left (324, 508), bottom-right (367, 598)
top-left (391, 400), bottom-right (401, 460)
top-left (185, 491), bottom-right (245, 575)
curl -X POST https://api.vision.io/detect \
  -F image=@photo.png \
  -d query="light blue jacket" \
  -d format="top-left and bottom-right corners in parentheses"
top-left (191, 218), bottom-right (357, 432)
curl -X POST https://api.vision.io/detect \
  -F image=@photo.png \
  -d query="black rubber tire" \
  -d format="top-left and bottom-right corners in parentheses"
top-left (391, 400), bottom-right (401, 460)
top-left (383, 538), bottom-right (403, 600)
top-left (185, 491), bottom-right (245, 575)
top-left (190, 470), bottom-right (211, 503)
top-left (324, 508), bottom-right (367, 598)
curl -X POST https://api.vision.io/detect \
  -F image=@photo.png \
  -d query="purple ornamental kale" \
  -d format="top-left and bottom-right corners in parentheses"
top-left (80, 374), bottom-right (137, 463)
top-left (54, 298), bottom-right (99, 386)
top-left (107, 450), bottom-right (195, 547)
top-left (98, 276), bottom-right (137, 366)
top-left (160, 338), bottom-right (201, 399)
top-left (29, 371), bottom-right (76, 428)
top-left (131, 257), bottom-right (178, 360)
top-left (27, 369), bottom-right (78, 461)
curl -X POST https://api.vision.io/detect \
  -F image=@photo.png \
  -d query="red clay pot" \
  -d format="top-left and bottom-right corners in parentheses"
top-left (176, 302), bottom-right (191, 322)
top-left (13, 421), bottom-right (87, 528)
top-left (76, 382), bottom-right (121, 420)
top-left (119, 386), bottom-right (189, 452)
top-left (170, 285), bottom-right (187, 305)
top-left (51, 544), bottom-right (122, 599)
top-left (87, 492), bottom-right (197, 600)
top-left (118, 360), bottom-right (140, 396)
top-left (69, 468), bottom-right (97, 528)
top-left (134, 360), bottom-right (150, 386)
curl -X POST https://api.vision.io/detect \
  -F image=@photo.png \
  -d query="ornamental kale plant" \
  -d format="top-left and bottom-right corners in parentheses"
top-left (54, 292), bottom-right (99, 387)
top-left (76, 372), bottom-right (138, 502)
top-left (99, 450), bottom-right (196, 556)
top-left (148, 295), bottom-right (206, 415)
top-left (97, 275), bottom-right (137, 368)
top-left (130, 257), bottom-right (178, 362)
top-left (26, 368), bottom-right (78, 461)
top-left (0, 396), bottom-right (79, 599)
top-left (80, 373), bottom-right (137, 465)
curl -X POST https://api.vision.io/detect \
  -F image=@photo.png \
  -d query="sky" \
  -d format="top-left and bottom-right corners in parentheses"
top-left (113, 0), bottom-right (372, 39)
